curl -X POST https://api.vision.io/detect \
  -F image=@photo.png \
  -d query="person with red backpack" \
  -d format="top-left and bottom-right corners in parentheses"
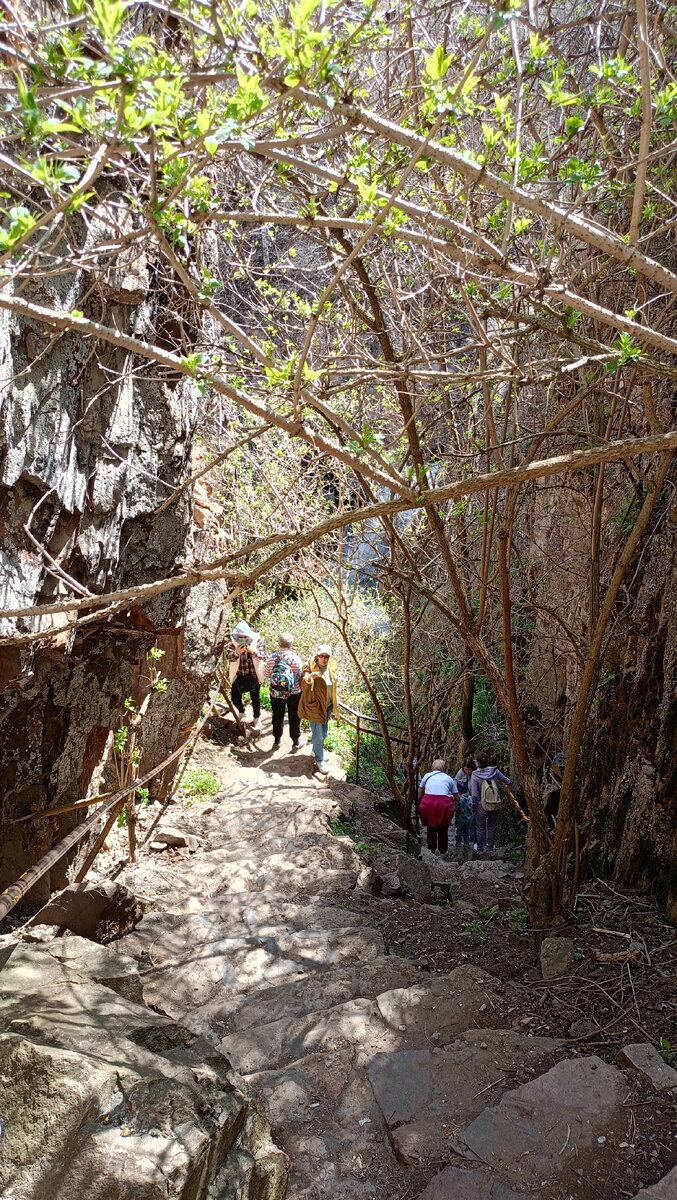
top-left (470, 751), bottom-right (511, 856)
top-left (264, 632), bottom-right (305, 751)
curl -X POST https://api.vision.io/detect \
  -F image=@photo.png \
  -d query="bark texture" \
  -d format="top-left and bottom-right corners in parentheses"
top-left (580, 504), bottom-right (677, 919)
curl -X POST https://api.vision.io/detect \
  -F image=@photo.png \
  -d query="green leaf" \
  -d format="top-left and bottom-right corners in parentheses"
top-left (425, 45), bottom-right (452, 82)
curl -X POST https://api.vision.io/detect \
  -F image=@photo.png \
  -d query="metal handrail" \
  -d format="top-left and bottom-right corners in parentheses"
top-left (335, 699), bottom-right (413, 784)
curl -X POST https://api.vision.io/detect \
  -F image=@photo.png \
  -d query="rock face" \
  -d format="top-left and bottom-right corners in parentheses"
top-left (0, 936), bottom-right (287, 1200)
top-left (562, 472), bottom-right (677, 919)
top-left (0, 250), bottom-right (229, 903)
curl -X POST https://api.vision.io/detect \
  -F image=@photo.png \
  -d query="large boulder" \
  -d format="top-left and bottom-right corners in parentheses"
top-left (397, 854), bottom-right (433, 902)
top-left (27, 881), bottom-right (153, 943)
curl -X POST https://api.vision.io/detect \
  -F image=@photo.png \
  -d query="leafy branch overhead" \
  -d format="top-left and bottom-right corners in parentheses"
top-left (1, 0), bottom-right (676, 926)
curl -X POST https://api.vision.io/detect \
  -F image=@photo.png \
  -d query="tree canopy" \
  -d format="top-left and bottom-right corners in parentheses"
top-left (1, 0), bottom-right (677, 923)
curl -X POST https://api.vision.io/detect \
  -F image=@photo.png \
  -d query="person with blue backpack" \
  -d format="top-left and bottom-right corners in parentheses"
top-left (264, 632), bottom-right (305, 751)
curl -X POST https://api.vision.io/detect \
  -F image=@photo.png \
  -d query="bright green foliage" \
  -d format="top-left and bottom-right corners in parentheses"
top-left (180, 767), bottom-right (221, 802)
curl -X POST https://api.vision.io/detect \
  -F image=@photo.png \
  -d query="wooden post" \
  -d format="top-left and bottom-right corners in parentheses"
top-left (355, 714), bottom-right (360, 785)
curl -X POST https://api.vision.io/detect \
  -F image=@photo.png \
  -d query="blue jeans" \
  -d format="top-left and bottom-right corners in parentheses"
top-left (455, 815), bottom-right (471, 845)
top-left (310, 704), bottom-right (332, 763)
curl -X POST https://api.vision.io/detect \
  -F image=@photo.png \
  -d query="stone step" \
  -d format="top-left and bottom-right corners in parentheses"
top-left (222, 966), bottom-right (511, 1074)
top-left (246, 1047), bottom-right (402, 1200)
top-left (119, 840), bottom-right (358, 903)
top-left (0, 938), bottom-right (287, 1200)
top-left (365, 1027), bottom-right (563, 1167)
top-left (226, 955), bottom-right (424, 1034)
top-left (134, 926), bottom-right (387, 1023)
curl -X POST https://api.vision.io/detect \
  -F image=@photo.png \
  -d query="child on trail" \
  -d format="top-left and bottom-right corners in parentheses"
top-left (454, 756), bottom-right (476, 848)
top-left (471, 751), bottom-right (512, 856)
top-left (299, 644), bottom-right (339, 775)
top-left (418, 759), bottom-right (459, 857)
top-left (264, 632), bottom-right (305, 751)
top-left (227, 619), bottom-right (267, 732)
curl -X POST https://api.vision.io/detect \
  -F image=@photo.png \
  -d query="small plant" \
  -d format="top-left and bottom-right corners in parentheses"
top-left (479, 904), bottom-right (499, 918)
top-left (507, 843), bottom-right (526, 866)
top-left (180, 767), bottom-right (220, 803)
top-left (505, 906), bottom-right (530, 929)
top-left (660, 1037), bottom-right (674, 1065)
top-left (146, 646), bottom-right (167, 693)
top-left (330, 818), bottom-right (352, 837)
top-left (465, 919), bottom-right (485, 935)
top-left (354, 840), bottom-right (372, 853)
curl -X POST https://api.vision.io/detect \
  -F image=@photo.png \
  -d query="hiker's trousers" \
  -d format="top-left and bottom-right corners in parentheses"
top-left (310, 703), bottom-right (332, 763)
top-left (475, 801), bottom-right (498, 850)
top-left (271, 692), bottom-right (301, 743)
top-left (231, 672), bottom-right (261, 717)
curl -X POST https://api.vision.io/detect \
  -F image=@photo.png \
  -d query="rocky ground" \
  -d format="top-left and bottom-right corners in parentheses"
top-left (1, 711), bottom-right (676, 1200)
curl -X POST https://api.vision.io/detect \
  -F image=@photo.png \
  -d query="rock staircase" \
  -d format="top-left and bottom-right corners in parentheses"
top-left (2, 717), bottom-right (675, 1200)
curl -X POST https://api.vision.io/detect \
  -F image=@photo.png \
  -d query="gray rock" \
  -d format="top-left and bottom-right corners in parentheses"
top-left (18, 922), bottom-right (58, 943)
top-left (540, 935), bottom-right (575, 979)
top-left (154, 826), bottom-right (200, 852)
top-left (397, 854), bottom-right (433, 902)
top-left (458, 1056), bottom-right (626, 1190)
top-left (454, 899), bottom-right (477, 914)
top-left (28, 881), bottom-right (153, 944)
top-left (568, 1018), bottom-right (599, 1039)
top-left (222, 966), bottom-right (510, 1075)
top-left (357, 865), bottom-right (382, 895)
top-left (0, 934), bottom-right (287, 1200)
top-left (631, 1165), bottom-right (677, 1198)
top-left (366, 1029), bottom-right (562, 1166)
top-left (417, 1165), bottom-right (526, 1199)
top-left (617, 1042), bottom-right (677, 1092)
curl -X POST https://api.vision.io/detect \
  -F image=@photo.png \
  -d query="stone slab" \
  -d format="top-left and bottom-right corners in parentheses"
top-left (417, 1165), bottom-right (526, 1199)
top-left (222, 967), bottom-right (510, 1075)
top-left (27, 880), bottom-right (152, 943)
top-left (458, 1056), bottom-right (626, 1189)
top-left (230, 957), bottom-right (422, 1032)
top-left (246, 1048), bottom-right (399, 1200)
top-left (0, 1027), bottom-right (284, 1200)
top-left (366, 1029), bottom-right (562, 1165)
top-left (133, 924), bottom-right (385, 1023)
top-left (618, 1042), bottom-right (677, 1092)
top-left (632, 1165), bottom-right (677, 1198)
top-left (540, 936), bottom-right (575, 980)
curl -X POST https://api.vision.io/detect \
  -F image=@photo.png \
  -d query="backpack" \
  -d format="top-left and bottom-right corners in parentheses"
top-left (481, 776), bottom-right (502, 811)
top-left (269, 655), bottom-right (295, 699)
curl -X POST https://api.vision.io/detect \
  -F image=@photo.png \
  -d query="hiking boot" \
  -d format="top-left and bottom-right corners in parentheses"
top-left (291, 736), bottom-right (306, 751)
top-left (472, 843), bottom-right (479, 852)
top-left (250, 717), bottom-right (262, 733)
top-left (272, 739), bottom-right (281, 750)
top-left (315, 761), bottom-right (329, 775)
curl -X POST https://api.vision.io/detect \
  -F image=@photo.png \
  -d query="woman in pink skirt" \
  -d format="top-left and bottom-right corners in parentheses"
top-left (418, 759), bottom-right (459, 857)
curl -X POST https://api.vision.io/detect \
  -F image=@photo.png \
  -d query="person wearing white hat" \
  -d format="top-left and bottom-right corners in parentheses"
top-left (298, 643), bottom-right (339, 775)
top-left (226, 619), bottom-right (267, 732)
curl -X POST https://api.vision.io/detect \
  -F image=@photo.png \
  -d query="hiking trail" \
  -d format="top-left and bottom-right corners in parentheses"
top-left (2, 713), bottom-right (675, 1200)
